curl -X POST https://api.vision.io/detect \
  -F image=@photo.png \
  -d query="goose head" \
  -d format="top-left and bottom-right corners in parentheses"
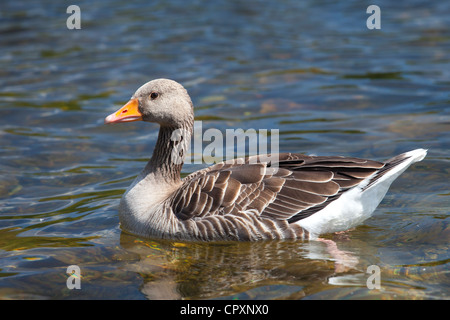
top-left (105, 78), bottom-right (194, 128)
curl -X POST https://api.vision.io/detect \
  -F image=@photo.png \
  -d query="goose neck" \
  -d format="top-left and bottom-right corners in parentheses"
top-left (145, 124), bottom-right (192, 182)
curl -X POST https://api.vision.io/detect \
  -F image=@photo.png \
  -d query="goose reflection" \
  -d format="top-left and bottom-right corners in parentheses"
top-left (119, 232), bottom-right (371, 299)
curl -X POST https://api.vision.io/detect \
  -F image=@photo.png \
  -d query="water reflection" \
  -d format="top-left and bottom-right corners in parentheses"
top-left (117, 217), bottom-right (449, 299)
top-left (119, 233), bottom-right (365, 299)
top-left (0, 0), bottom-right (448, 299)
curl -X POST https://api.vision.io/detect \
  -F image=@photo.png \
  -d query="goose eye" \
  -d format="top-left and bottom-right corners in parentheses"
top-left (150, 92), bottom-right (159, 100)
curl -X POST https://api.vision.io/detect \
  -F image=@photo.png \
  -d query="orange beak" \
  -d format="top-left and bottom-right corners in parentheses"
top-left (104, 98), bottom-right (143, 124)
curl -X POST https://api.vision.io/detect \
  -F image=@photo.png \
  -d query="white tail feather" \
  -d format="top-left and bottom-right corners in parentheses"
top-left (297, 149), bottom-right (427, 238)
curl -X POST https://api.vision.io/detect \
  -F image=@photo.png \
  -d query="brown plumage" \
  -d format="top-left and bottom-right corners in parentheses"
top-left (104, 79), bottom-right (427, 241)
top-left (172, 153), bottom-right (383, 223)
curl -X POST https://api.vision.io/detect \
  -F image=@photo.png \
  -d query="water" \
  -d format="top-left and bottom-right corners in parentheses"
top-left (0, 0), bottom-right (448, 300)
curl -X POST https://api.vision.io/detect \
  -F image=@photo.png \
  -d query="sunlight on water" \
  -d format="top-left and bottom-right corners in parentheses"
top-left (0, 0), bottom-right (448, 300)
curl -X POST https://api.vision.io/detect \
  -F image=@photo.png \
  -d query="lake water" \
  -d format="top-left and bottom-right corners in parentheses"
top-left (0, 0), bottom-right (448, 300)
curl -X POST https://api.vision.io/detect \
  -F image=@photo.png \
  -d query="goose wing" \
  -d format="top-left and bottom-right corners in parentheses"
top-left (171, 153), bottom-right (384, 222)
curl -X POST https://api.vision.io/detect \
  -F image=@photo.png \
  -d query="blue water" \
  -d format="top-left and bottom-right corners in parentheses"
top-left (0, 0), bottom-right (448, 299)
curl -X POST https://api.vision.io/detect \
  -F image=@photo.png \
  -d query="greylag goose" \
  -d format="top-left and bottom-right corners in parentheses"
top-left (105, 79), bottom-right (427, 241)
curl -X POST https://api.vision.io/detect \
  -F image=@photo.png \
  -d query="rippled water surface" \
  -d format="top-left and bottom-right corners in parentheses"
top-left (0, 0), bottom-right (449, 299)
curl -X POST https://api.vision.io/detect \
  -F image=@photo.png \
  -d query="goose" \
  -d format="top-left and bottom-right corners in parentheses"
top-left (104, 79), bottom-right (427, 241)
